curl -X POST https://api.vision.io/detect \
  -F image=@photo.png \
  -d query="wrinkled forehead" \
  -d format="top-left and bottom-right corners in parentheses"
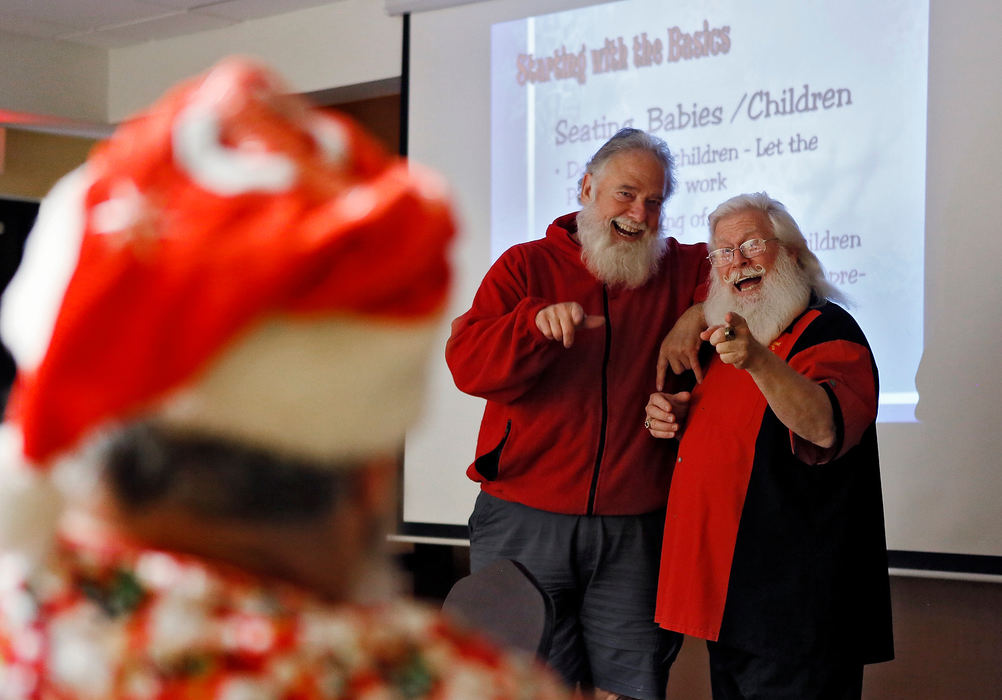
top-left (711, 208), bottom-right (773, 247)
top-left (594, 149), bottom-right (667, 195)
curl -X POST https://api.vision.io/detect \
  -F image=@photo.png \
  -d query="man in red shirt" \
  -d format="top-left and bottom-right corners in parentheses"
top-left (646, 192), bottom-right (893, 699)
top-left (447, 128), bottom-right (709, 700)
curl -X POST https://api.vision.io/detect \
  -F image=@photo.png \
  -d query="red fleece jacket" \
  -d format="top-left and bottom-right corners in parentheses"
top-left (446, 212), bottom-right (709, 515)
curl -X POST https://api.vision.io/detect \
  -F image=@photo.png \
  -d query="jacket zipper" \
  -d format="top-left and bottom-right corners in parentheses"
top-left (586, 287), bottom-right (611, 514)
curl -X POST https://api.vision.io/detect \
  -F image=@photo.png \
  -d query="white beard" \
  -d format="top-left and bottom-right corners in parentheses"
top-left (576, 204), bottom-right (665, 288)
top-left (703, 249), bottom-right (811, 344)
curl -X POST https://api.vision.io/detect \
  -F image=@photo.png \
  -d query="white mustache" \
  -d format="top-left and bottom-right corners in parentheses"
top-left (723, 264), bottom-right (766, 284)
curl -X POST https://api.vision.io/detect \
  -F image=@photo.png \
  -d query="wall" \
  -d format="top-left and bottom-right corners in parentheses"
top-left (0, 129), bottom-right (97, 200)
top-left (334, 94), bottom-right (402, 155)
top-left (0, 31), bottom-right (107, 122)
top-left (1, 2), bottom-right (400, 126)
top-left (107, 0), bottom-right (402, 122)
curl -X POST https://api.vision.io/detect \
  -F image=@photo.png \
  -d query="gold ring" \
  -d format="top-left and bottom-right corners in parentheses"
top-left (722, 326), bottom-right (736, 341)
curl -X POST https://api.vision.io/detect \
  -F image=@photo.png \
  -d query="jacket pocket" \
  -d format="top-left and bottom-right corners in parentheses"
top-left (473, 419), bottom-right (511, 481)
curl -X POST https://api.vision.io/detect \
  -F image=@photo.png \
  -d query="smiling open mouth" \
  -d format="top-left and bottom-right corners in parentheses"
top-left (734, 275), bottom-right (763, 292)
top-left (612, 220), bottom-right (644, 239)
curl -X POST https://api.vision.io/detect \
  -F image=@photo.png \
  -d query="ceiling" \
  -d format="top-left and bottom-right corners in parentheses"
top-left (0, 0), bottom-right (344, 49)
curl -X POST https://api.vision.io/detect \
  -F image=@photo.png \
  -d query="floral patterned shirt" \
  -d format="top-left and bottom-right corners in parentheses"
top-left (0, 536), bottom-right (571, 700)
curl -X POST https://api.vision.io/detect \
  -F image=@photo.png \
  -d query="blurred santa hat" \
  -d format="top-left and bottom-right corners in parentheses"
top-left (0, 57), bottom-right (455, 562)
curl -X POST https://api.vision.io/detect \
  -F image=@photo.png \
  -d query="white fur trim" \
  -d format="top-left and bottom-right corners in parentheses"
top-left (0, 167), bottom-right (91, 372)
top-left (172, 102), bottom-right (296, 196)
top-left (90, 179), bottom-right (148, 235)
top-left (308, 115), bottom-right (348, 165)
top-left (156, 315), bottom-right (440, 463)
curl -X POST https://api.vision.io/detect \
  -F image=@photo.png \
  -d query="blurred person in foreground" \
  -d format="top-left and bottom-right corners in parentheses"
top-left (0, 59), bottom-right (571, 699)
top-left (446, 128), bottom-right (709, 700)
top-left (645, 192), bottom-right (893, 699)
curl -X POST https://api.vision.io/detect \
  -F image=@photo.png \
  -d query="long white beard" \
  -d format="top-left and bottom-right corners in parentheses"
top-left (576, 204), bottom-right (665, 288)
top-left (704, 249), bottom-right (811, 344)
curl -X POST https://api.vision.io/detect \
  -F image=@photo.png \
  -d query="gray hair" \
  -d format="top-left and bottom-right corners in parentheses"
top-left (104, 422), bottom-right (354, 522)
top-left (578, 127), bottom-right (677, 201)
top-left (707, 192), bottom-right (849, 305)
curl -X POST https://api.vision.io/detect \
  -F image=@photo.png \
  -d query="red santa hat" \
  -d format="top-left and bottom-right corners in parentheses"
top-left (0, 58), bottom-right (455, 563)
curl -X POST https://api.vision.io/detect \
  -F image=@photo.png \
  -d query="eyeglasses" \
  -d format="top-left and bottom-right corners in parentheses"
top-left (706, 238), bottom-right (778, 267)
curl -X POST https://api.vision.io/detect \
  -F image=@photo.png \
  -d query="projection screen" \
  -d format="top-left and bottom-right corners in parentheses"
top-left (401, 0), bottom-right (1002, 576)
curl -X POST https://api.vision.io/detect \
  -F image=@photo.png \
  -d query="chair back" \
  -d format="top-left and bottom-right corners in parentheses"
top-left (442, 558), bottom-right (555, 658)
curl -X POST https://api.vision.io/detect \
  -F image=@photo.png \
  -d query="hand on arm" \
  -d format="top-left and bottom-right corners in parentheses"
top-left (535, 302), bottom-right (605, 348)
top-left (656, 303), bottom-right (707, 390)
top-left (703, 312), bottom-right (836, 449)
top-left (644, 391), bottom-right (691, 440)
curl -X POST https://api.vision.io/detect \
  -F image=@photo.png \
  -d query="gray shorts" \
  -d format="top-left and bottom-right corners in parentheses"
top-left (469, 491), bottom-right (682, 700)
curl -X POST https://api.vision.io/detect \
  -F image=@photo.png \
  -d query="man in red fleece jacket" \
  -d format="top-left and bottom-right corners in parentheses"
top-left (446, 128), bottom-right (710, 700)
